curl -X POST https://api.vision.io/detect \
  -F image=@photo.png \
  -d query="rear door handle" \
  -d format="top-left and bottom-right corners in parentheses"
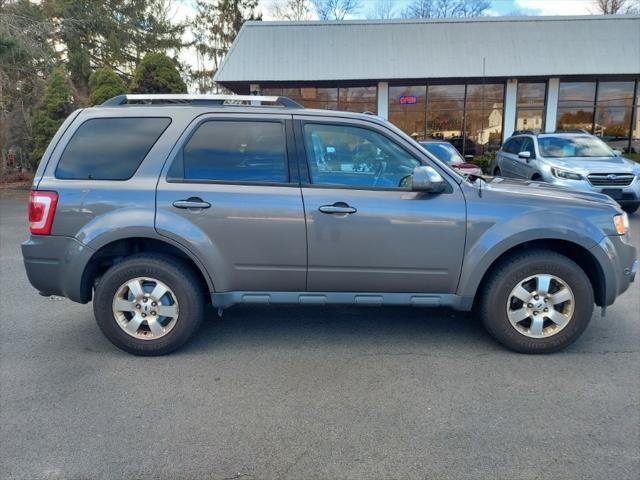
top-left (318, 203), bottom-right (357, 214)
top-left (172, 198), bottom-right (211, 209)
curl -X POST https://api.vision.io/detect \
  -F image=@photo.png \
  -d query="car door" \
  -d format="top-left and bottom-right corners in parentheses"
top-left (295, 116), bottom-right (466, 294)
top-left (516, 137), bottom-right (538, 179)
top-left (156, 113), bottom-right (307, 293)
top-left (499, 137), bottom-right (524, 178)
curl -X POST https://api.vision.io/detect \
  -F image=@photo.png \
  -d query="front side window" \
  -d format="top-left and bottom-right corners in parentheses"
top-left (503, 137), bottom-right (523, 154)
top-left (520, 137), bottom-right (535, 156)
top-left (538, 136), bottom-right (614, 158)
top-left (303, 123), bottom-right (420, 189)
top-left (182, 121), bottom-right (288, 183)
top-left (422, 143), bottom-right (463, 166)
top-left (56, 117), bottom-right (171, 180)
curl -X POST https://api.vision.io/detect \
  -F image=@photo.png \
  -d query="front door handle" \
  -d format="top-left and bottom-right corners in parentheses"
top-left (172, 197), bottom-right (211, 209)
top-left (318, 203), bottom-right (357, 214)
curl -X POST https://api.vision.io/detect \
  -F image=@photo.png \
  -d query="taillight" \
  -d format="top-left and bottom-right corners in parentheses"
top-left (28, 191), bottom-right (58, 235)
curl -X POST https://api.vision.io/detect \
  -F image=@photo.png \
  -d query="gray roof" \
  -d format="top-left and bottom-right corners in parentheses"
top-left (214, 15), bottom-right (640, 84)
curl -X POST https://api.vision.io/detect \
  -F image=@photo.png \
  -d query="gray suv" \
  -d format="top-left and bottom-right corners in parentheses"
top-left (492, 131), bottom-right (640, 214)
top-left (22, 95), bottom-right (637, 355)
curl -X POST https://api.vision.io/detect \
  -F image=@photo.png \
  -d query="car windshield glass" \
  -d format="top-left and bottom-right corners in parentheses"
top-left (537, 136), bottom-right (614, 158)
top-left (422, 143), bottom-right (463, 165)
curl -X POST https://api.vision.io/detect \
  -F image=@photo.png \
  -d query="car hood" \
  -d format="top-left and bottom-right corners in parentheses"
top-left (485, 176), bottom-right (619, 208)
top-left (542, 156), bottom-right (637, 174)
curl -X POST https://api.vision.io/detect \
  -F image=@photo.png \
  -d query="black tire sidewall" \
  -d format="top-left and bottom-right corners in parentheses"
top-left (480, 252), bottom-right (594, 354)
top-left (93, 255), bottom-right (204, 355)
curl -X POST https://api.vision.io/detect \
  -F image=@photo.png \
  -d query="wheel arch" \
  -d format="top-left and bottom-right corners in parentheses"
top-left (79, 235), bottom-right (214, 303)
top-left (468, 239), bottom-right (606, 308)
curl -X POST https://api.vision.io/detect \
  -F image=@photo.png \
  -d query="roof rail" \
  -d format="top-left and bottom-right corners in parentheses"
top-left (512, 129), bottom-right (536, 135)
top-left (101, 94), bottom-right (304, 109)
top-left (552, 129), bottom-right (591, 134)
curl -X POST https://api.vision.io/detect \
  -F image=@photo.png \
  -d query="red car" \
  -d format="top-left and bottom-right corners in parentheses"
top-left (419, 140), bottom-right (484, 176)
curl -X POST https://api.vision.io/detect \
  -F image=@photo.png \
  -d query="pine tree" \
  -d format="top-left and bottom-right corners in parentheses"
top-left (30, 69), bottom-right (76, 167)
top-left (89, 67), bottom-right (127, 105)
top-left (130, 53), bottom-right (187, 94)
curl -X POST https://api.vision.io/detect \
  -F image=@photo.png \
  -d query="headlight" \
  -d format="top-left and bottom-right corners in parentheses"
top-left (613, 213), bottom-right (629, 235)
top-left (551, 167), bottom-right (583, 180)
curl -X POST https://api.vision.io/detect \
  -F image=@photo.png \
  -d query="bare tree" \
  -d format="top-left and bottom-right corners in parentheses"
top-left (366, 0), bottom-right (400, 19)
top-left (403, 0), bottom-right (490, 18)
top-left (269, 0), bottom-right (315, 20)
top-left (590, 0), bottom-right (639, 14)
top-left (312, 0), bottom-right (360, 20)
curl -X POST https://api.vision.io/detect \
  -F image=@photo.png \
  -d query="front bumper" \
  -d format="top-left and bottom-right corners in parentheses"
top-left (546, 175), bottom-right (640, 207)
top-left (22, 235), bottom-right (95, 303)
top-left (590, 234), bottom-right (637, 306)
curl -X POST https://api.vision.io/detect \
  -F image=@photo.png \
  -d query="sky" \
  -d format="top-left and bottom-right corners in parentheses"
top-left (174, 0), bottom-right (599, 81)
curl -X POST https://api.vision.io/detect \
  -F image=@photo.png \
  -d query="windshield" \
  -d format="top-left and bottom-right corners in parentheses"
top-left (421, 143), bottom-right (464, 165)
top-left (538, 136), bottom-right (615, 158)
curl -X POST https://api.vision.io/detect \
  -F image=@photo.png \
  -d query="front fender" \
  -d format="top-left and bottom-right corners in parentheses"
top-left (457, 211), bottom-right (604, 299)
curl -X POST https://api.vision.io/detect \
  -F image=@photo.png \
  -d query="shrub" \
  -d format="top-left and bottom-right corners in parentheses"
top-left (130, 53), bottom-right (187, 94)
top-left (89, 67), bottom-right (127, 105)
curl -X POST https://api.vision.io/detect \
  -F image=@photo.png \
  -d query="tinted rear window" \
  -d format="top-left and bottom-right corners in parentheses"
top-left (56, 117), bottom-right (171, 180)
top-left (181, 121), bottom-right (288, 183)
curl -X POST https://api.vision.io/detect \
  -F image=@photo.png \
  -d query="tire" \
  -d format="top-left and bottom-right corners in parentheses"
top-left (493, 167), bottom-right (501, 176)
top-left (479, 250), bottom-right (594, 354)
top-left (93, 253), bottom-right (205, 355)
top-left (621, 204), bottom-right (639, 215)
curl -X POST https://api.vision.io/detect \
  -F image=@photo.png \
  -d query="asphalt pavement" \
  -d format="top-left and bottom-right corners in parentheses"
top-left (1, 189), bottom-right (639, 480)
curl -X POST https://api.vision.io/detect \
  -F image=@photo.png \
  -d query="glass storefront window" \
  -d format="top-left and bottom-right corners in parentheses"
top-left (595, 82), bottom-right (635, 149)
top-left (558, 82), bottom-right (596, 108)
top-left (557, 107), bottom-right (594, 131)
top-left (338, 86), bottom-right (377, 113)
top-left (428, 85), bottom-right (465, 110)
top-left (632, 107), bottom-right (640, 153)
top-left (516, 83), bottom-right (546, 133)
top-left (426, 109), bottom-right (464, 147)
top-left (466, 84), bottom-right (504, 110)
top-left (389, 86), bottom-right (426, 139)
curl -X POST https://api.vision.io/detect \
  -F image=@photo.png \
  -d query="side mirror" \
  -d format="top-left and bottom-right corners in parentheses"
top-left (518, 151), bottom-right (532, 161)
top-left (410, 166), bottom-right (445, 193)
top-left (464, 154), bottom-right (474, 161)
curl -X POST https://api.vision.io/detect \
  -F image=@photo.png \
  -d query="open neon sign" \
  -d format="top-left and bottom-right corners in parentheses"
top-left (399, 95), bottom-right (418, 105)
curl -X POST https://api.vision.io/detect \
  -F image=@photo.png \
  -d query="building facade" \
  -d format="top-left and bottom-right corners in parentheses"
top-left (214, 15), bottom-right (640, 155)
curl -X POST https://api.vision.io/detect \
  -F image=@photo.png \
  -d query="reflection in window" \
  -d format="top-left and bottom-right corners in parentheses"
top-left (516, 83), bottom-right (546, 133)
top-left (338, 86), bottom-right (377, 113)
top-left (428, 85), bottom-right (465, 110)
top-left (389, 86), bottom-right (426, 140)
top-left (595, 82), bottom-right (635, 149)
top-left (557, 107), bottom-right (594, 132)
top-left (426, 85), bottom-right (466, 150)
top-left (558, 82), bottom-right (596, 107)
top-left (633, 107), bottom-right (640, 153)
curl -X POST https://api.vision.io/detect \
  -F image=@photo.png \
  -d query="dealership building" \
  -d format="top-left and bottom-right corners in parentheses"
top-left (214, 15), bottom-right (640, 155)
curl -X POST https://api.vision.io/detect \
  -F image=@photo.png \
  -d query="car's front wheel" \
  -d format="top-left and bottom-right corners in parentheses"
top-left (479, 250), bottom-right (594, 353)
top-left (93, 254), bottom-right (204, 355)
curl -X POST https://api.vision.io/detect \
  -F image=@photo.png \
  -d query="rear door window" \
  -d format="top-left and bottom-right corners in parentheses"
top-left (56, 117), bottom-right (171, 180)
top-left (180, 121), bottom-right (288, 183)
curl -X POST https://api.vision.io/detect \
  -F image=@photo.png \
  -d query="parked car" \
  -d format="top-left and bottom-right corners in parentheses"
top-left (419, 140), bottom-right (483, 176)
top-left (492, 132), bottom-right (640, 214)
top-left (23, 95), bottom-right (636, 355)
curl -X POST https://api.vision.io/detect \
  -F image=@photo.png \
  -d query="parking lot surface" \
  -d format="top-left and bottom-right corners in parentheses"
top-left (1, 190), bottom-right (639, 480)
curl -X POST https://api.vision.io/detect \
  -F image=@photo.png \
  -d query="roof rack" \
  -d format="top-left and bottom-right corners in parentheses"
top-left (552, 129), bottom-right (591, 134)
top-left (101, 94), bottom-right (304, 109)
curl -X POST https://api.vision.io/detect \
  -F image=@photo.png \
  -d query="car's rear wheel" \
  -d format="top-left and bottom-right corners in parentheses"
top-left (479, 250), bottom-right (594, 353)
top-left (93, 254), bottom-right (204, 355)
top-left (493, 167), bottom-right (501, 176)
top-left (622, 204), bottom-right (639, 214)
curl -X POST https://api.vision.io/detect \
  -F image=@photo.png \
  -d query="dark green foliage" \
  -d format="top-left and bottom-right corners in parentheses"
top-left (89, 67), bottom-right (127, 105)
top-left (130, 53), bottom-right (187, 94)
top-left (30, 70), bottom-right (76, 167)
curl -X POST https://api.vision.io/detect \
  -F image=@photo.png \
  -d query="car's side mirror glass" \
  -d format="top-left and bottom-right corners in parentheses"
top-left (409, 166), bottom-right (445, 193)
top-left (518, 151), bottom-right (532, 161)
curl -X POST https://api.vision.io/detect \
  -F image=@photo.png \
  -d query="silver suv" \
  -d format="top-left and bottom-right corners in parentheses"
top-left (492, 131), bottom-right (640, 214)
top-left (22, 95), bottom-right (637, 355)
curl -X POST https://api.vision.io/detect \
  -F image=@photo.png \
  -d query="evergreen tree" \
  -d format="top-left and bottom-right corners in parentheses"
top-left (30, 69), bottom-right (76, 167)
top-left (42, 0), bottom-right (187, 97)
top-left (89, 67), bottom-right (127, 105)
top-left (191, 0), bottom-right (261, 93)
top-left (130, 53), bottom-right (187, 94)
